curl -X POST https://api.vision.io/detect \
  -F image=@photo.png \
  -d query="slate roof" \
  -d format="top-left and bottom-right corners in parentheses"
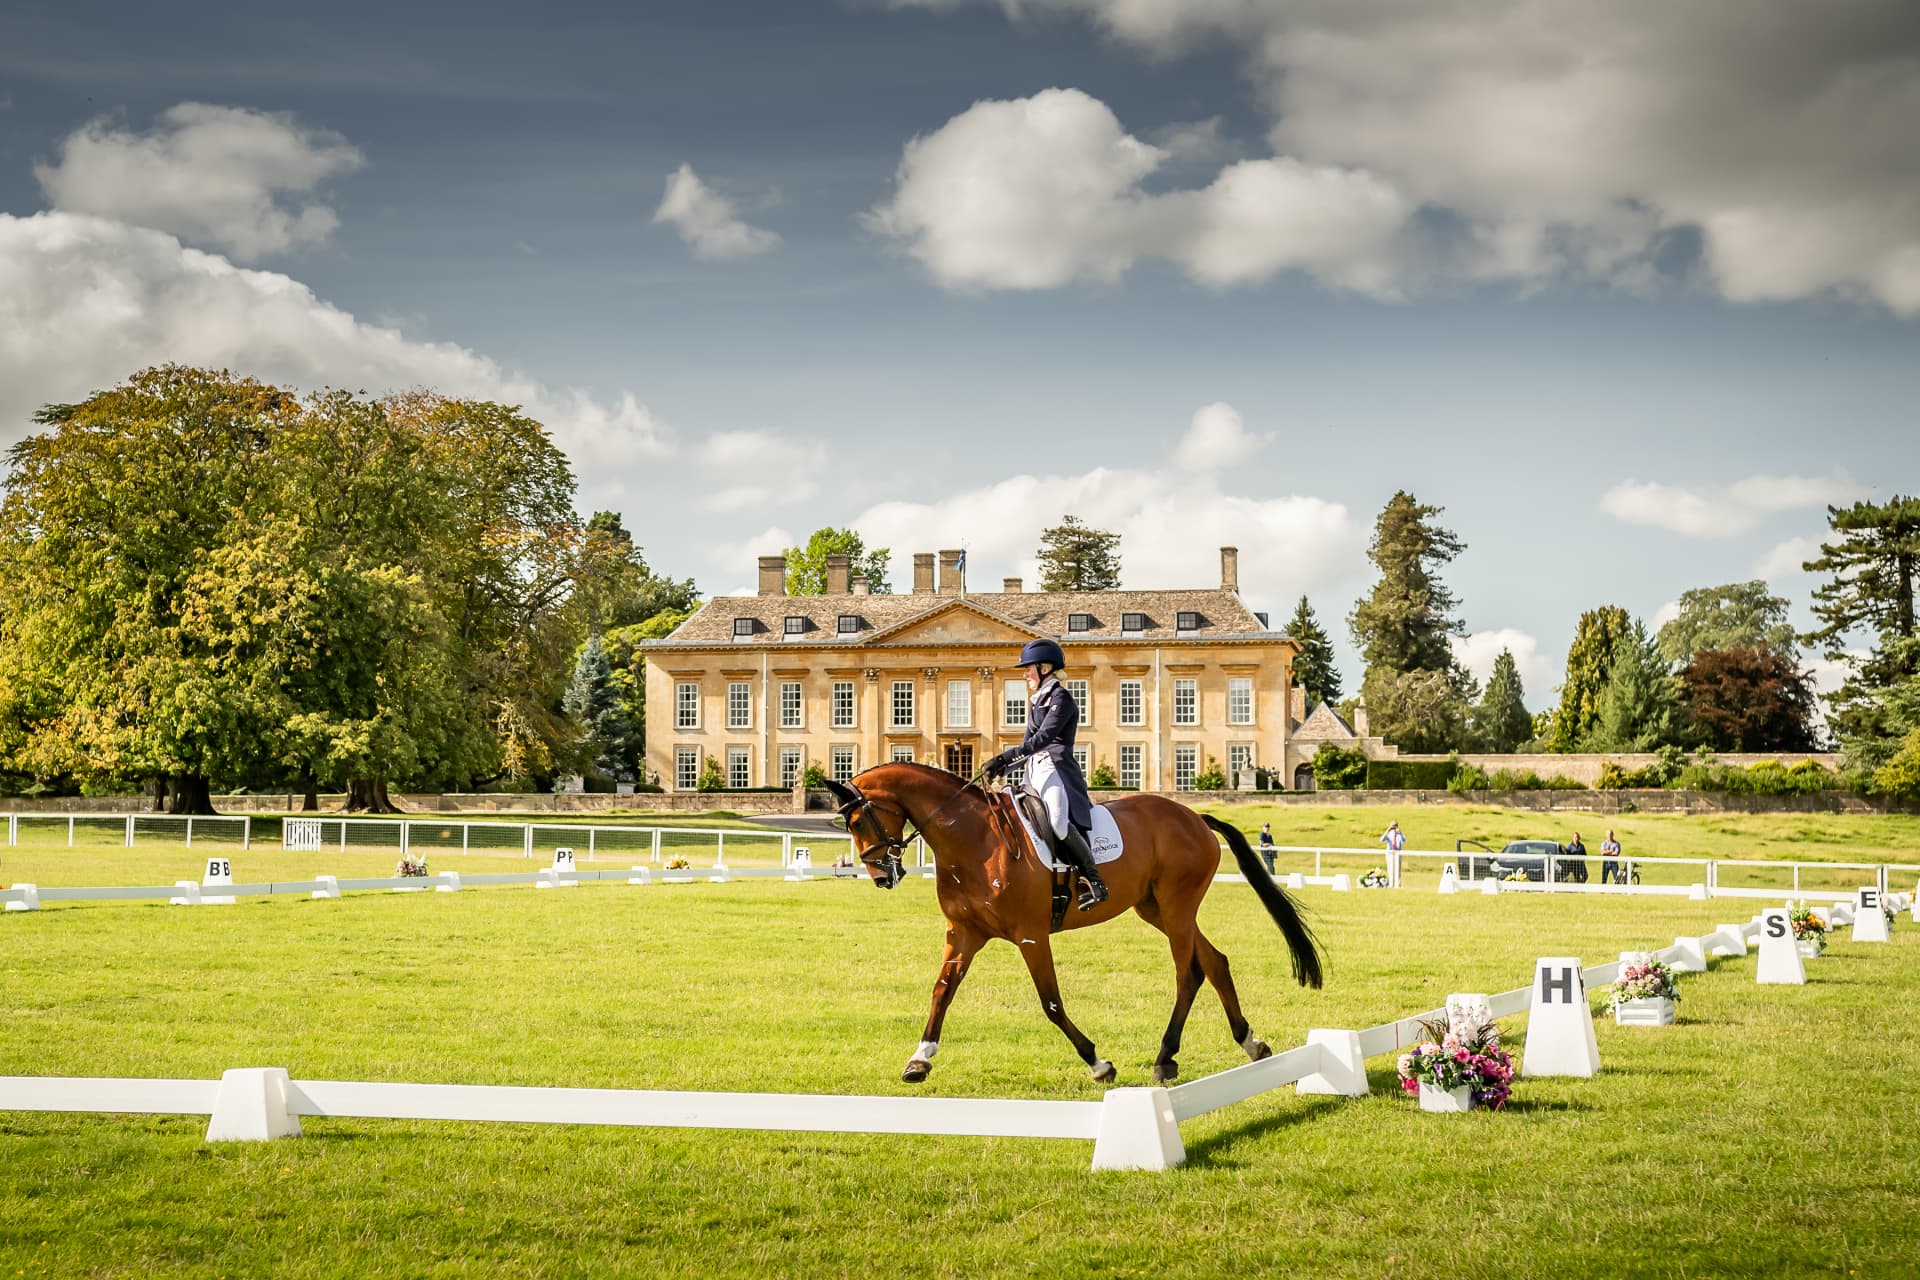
top-left (645, 587), bottom-right (1284, 649)
top-left (1292, 701), bottom-right (1359, 740)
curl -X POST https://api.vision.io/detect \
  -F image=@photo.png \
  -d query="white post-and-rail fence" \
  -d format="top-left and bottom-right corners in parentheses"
top-left (1, 811), bottom-right (867, 869)
top-left (6, 901), bottom-right (1902, 1171)
top-left (1260, 843), bottom-right (1919, 904)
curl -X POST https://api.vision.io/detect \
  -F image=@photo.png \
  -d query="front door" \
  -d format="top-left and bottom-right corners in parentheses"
top-left (944, 743), bottom-right (975, 778)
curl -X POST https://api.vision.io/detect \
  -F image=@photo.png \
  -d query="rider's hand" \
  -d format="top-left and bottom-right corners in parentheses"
top-left (983, 750), bottom-right (1015, 781)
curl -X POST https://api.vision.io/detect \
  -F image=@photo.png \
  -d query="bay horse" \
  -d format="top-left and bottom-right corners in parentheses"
top-left (825, 763), bottom-right (1323, 1085)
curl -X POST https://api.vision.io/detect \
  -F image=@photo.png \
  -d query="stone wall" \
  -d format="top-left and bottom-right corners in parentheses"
top-left (1386, 751), bottom-right (1843, 787)
top-left (1129, 787), bottom-right (1915, 816)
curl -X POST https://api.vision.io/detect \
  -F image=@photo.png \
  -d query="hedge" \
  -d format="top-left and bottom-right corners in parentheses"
top-left (1365, 760), bottom-right (1458, 790)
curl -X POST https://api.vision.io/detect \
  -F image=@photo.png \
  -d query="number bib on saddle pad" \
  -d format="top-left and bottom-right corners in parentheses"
top-left (1008, 793), bottom-right (1125, 869)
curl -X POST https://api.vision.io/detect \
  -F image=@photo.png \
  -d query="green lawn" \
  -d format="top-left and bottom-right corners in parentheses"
top-left (2, 876), bottom-right (1915, 1277)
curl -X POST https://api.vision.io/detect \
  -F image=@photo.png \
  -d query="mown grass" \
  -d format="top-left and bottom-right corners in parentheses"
top-left (2, 875), bottom-right (1916, 1278)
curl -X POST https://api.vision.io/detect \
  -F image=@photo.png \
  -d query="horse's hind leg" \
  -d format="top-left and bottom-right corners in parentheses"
top-left (1132, 896), bottom-right (1205, 1085)
top-left (1195, 932), bottom-right (1272, 1062)
top-left (904, 924), bottom-right (981, 1083)
top-left (1015, 936), bottom-right (1114, 1083)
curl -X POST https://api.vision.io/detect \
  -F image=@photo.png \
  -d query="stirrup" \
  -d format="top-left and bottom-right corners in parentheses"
top-left (1060, 826), bottom-right (1108, 911)
top-left (1075, 874), bottom-right (1109, 911)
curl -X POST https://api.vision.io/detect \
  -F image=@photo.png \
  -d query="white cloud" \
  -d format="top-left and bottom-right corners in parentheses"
top-left (34, 103), bottom-right (363, 260)
top-left (1177, 402), bottom-right (1272, 471)
top-left (1803, 651), bottom-right (1864, 697)
top-left (849, 421), bottom-right (1364, 609)
top-left (1450, 629), bottom-right (1556, 708)
top-left (1752, 535), bottom-right (1825, 581)
top-left (0, 211), bottom-right (672, 491)
top-left (710, 524), bottom-right (797, 576)
top-left (884, 1), bottom-right (1920, 313)
top-left (694, 430), bottom-right (828, 512)
top-left (1652, 599), bottom-right (1684, 629)
top-left (865, 88), bottom-right (1409, 293)
top-left (1599, 473), bottom-right (1863, 538)
top-left (652, 163), bottom-right (780, 261)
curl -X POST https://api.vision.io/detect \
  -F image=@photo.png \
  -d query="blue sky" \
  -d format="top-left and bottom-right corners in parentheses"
top-left (2, 0), bottom-right (1916, 707)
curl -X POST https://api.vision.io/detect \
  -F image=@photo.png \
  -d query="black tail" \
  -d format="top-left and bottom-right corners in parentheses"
top-left (1203, 814), bottom-right (1324, 989)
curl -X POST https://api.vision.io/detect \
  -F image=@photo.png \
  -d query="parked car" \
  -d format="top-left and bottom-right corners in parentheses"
top-left (1455, 839), bottom-right (1589, 883)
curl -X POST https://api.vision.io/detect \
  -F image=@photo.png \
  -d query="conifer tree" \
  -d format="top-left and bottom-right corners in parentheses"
top-left (1585, 620), bottom-right (1684, 752)
top-left (1550, 605), bottom-right (1632, 752)
top-left (1349, 492), bottom-right (1472, 749)
top-left (563, 633), bottom-right (639, 780)
top-left (1803, 496), bottom-right (1920, 743)
top-left (1035, 515), bottom-right (1122, 591)
top-left (1472, 649), bottom-right (1533, 752)
top-left (1285, 595), bottom-right (1342, 710)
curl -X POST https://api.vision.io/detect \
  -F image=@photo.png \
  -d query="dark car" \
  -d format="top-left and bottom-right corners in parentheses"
top-left (1456, 839), bottom-right (1589, 883)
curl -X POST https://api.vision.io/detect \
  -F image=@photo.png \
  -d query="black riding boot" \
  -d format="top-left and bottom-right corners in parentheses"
top-left (1059, 824), bottom-right (1109, 911)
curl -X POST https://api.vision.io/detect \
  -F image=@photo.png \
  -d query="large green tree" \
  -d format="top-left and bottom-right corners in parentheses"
top-left (784, 527), bottom-right (892, 595)
top-left (1656, 580), bottom-right (1799, 665)
top-left (1585, 620), bottom-right (1685, 752)
top-left (563, 632), bottom-right (640, 782)
top-left (1285, 595), bottom-right (1342, 710)
top-left (1349, 492), bottom-right (1472, 750)
top-left (1549, 605), bottom-right (1632, 752)
top-left (1472, 649), bottom-right (1534, 752)
top-left (1035, 515), bottom-right (1122, 591)
top-left (1803, 496), bottom-right (1920, 743)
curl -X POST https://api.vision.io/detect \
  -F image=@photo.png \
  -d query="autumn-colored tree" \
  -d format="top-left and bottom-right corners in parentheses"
top-left (1679, 645), bottom-right (1819, 752)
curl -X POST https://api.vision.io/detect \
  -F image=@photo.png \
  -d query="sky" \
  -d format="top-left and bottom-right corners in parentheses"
top-left (2, 0), bottom-right (1916, 710)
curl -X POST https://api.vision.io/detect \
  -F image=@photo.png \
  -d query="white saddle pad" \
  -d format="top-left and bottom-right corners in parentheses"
top-left (1010, 798), bottom-right (1124, 869)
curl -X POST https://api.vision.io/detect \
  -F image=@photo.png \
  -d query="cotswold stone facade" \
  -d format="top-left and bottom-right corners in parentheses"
top-left (641, 547), bottom-right (1300, 795)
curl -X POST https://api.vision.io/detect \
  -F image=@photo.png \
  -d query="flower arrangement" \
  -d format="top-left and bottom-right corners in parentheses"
top-left (1788, 900), bottom-right (1828, 943)
top-left (665, 855), bottom-right (691, 870)
top-left (1608, 957), bottom-right (1680, 1009)
top-left (1360, 867), bottom-right (1389, 888)
top-left (1396, 999), bottom-right (1515, 1110)
top-left (394, 855), bottom-right (429, 878)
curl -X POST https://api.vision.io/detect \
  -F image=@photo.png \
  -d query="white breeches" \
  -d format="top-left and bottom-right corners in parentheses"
top-left (1025, 753), bottom-right (1071, 838)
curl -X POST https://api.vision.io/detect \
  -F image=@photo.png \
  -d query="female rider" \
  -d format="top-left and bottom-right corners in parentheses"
top-left (983, 638), bottom-right (1108, 910)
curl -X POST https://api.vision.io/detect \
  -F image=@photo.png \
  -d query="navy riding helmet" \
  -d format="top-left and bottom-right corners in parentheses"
top-left (1016, 638), bottom-right (1067, 670)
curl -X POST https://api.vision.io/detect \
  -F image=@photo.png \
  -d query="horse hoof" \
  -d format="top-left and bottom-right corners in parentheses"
top-left (1245, 1038), bottom-right (1272, 1062)
top-left (1089, 1059), bottom-right (1116, 1084)
top-left (1151, 1060), bottom-right (1178, 1085)
top-left (902, 1059), bottom-right (932, 1083)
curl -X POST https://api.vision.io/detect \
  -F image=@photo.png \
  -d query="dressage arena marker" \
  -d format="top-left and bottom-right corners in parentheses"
top-left (1519, 958), bottom-right (1601, 1078)
top-left (169, 857), bottom-right (236, 906)
top-left (534, 848), bottom-right (579, 889)
top-left (1852, 887), bottom-right (1889, 943)
top-left (1437, 865), bottom-right (1459, 895)
top-left (8, 913), bottom-right (1846, 1172)
top-left (1755, 908), bottom-right (1805, 985)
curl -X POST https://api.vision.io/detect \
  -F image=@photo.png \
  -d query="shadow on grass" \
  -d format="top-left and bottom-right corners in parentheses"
top-left (1182, 1095), bottom-right (1345, 1166)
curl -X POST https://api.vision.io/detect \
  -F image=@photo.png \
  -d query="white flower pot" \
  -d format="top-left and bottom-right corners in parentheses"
top-left (1613, 997), bottom-right (1676, 1026)
top-left (1418, 1082), bottom-right (1473, 1113)
top-left (1796, 938), bottom-right (1824, 958)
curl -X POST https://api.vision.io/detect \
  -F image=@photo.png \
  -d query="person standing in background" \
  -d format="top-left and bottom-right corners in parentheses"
top-left (1601, 830), bottom-right (1622, 884)
top-left (1379, 821), bottom-right (1406, 854)
top-left (1259, 822), bottom-right (1277, 874)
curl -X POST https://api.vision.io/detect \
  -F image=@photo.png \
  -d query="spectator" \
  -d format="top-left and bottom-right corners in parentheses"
top-left (1258, 822), bottom-right (1277, 874)
top-left (1379, 821), bottom-right (1406, 853)
top-left (1561, 831), bottom-right (1588, 883)
top-left (1600, 830), bottom-right (1622, 885)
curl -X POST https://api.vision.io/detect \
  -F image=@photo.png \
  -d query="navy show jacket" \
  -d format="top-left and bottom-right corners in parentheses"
top-left (1020, 678), bottom-right (1093, 829)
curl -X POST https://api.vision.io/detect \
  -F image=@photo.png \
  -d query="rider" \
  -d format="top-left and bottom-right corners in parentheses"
top-left (983, 638), bottom-right (1109, 910)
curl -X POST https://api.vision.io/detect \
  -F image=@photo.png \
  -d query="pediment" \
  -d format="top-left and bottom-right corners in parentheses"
top-left (866, 598), bottom-right (1045, 646)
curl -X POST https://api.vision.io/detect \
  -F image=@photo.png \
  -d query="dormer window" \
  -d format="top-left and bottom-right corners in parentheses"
top-left (1067, 613), bottom-right (1096, 632)
top-left (1176, 611), bottom-right (1202, 632)
top-left (784, 615), bottom-right (807, 636)
top-left (732, 617), bottom-right (756, 638)
top-left (837, 614), bottom-right (861, 634)
top-left (1121, 612), bottom-right (1148, 633)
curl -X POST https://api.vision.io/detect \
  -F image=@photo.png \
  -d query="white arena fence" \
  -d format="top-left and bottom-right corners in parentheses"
top-left (4, 903), bottom-right (1901, 1170)
top-left (4, 813), bottom-right (252, 849)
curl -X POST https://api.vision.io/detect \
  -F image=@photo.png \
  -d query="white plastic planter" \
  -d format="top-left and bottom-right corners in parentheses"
top-left (1418, 1083), bottom-right (1473, 1113)
top-left (1613, 997), bottom-right (1676, 1027)
top-left (1796, 938), bottom-right (1824, 959)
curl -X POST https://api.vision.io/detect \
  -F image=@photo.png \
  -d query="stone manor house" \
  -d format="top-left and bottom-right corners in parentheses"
top-left (643, 546), bottom-right (1345, 795)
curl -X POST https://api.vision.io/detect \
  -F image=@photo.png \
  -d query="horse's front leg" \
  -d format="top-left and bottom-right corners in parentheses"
top-left (1017, 935), bottom-right (1115, 1084)
top-left (903, 924), bottom-right (982, 1083)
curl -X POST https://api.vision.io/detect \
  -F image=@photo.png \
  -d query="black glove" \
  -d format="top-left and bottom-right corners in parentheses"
top-left (983, 750), bottom-right (1018, 781)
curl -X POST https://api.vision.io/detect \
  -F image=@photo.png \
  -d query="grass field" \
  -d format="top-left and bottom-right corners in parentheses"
top-left (3, 871), bottom-right (1916, 1278)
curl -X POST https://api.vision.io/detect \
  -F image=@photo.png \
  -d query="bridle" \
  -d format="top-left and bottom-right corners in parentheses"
top-left (833, 767), bottom-right (989, 889)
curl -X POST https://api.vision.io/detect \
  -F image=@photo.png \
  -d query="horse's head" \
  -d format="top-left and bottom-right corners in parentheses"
top-left (825, 777), bottom-right (912, 890)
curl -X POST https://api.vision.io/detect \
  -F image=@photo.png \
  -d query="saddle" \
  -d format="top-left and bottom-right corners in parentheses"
top-left (1002, 790), bottom-right (1080, 934)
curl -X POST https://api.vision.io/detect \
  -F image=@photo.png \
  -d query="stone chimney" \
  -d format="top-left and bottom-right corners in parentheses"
top-left (1003, 577), bottom-right (1022, 593)
top-left (913, 553), bottom-right (935, 594)
top-left (1220, 546), bottom-right (1239, 593)
top-left (825, 553), bottom-right (851, 595)
top-left (938, 549), bottom-right (965, 596)
top-left (758, 554), bottom-right (786, 597)
top-left (1290, 684), bottom-right (1307, 723)
top-left (1353, 697), bottom-right (1370, 739)
top-left (851, 574), bottom-right (869, 596)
